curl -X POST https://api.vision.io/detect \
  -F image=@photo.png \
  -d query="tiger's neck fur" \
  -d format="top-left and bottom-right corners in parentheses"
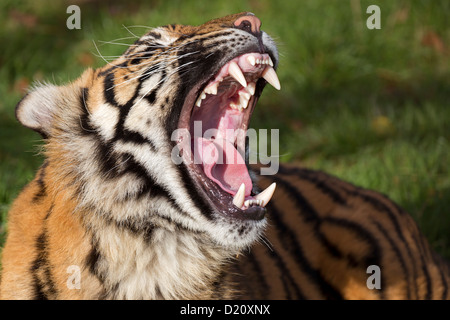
top-left (1, 158), bottom-right (236, 300)
top-left (84, 211), bottom-right (234, 299)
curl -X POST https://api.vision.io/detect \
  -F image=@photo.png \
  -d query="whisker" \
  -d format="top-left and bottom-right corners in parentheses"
top-left (105, 155), bottom-right (132, 178)
top-left (122, 24), bottom-right (140, 39)
top-left (125, 25), bottom-right (157, 29)
top-left (96, 40), bottom-right (137, 47)
top-left (259, 234), bottom-right (274, 252)
top-left (109, 51), bottom-right (200, 88)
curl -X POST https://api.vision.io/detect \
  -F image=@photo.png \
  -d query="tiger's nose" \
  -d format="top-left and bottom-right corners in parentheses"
top-left (233, 14), bottom-right (261, 36)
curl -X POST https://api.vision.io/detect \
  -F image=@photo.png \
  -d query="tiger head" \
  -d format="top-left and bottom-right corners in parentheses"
top-left (15, 12), bottom-right (280, 250)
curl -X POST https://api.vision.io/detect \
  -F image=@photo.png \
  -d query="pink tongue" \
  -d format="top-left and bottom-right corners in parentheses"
top-left (194, 137), bottom-right (252, 196)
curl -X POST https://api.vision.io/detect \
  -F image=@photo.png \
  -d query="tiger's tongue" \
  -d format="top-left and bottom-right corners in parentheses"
top-left (195, 137), bottom-right (252, 197)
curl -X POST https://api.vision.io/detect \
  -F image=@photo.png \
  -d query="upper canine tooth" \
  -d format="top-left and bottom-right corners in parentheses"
top-left (262, 66), bottom-right (281, 90)
top-left (247, 55), bottom-right (256, 66)
top-left (233, 183), bottom-right (246, 208)
top-left (254, 182), bottom-right (276, 207)
top-left (268, 57), bottom-right (274, 67)
top-left (228, 61), bottom-right (247, 88)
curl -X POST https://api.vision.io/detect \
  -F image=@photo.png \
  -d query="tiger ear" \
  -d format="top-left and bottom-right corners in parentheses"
top-left (15, 84), bottom-right (62, 139)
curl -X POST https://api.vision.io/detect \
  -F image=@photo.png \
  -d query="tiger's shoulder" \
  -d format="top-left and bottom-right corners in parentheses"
top-left (232, 164), bottom-right (450, 299)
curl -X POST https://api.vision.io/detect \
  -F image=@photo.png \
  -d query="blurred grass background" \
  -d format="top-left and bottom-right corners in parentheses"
top-left (0, 0), bottom-right (449, 258)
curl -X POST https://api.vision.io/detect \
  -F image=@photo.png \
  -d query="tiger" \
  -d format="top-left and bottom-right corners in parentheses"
top-left (0, 12), bottom-right (449, 300)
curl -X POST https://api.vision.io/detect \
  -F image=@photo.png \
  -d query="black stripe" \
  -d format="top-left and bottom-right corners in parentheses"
top-left (129, 50), bottom-right (155, 65)
top-left (176, 162), bottom-right (215, 221)
top-left (431, 251), bottom-right (450, 299)
top-left (142, 68), bottom-right (167, 106)
top-left (32, 161), bottom-right (49, 202)
top-left (97, 60), bottom-right (128, 77)
top-left (106, 72), bottom-right (159, 151)
top-left (269, 174), bottom-right (389, 299)
top-left (143, 31), bottom-right (162, 40)
top-left (84, 237), bottom-right (108, 300)
top-left (373, 220), bottom-right (412, 299)
top-left (266, 240), bottom-right (306, 299)
top-left (103, 72), bottom-right (120, 106)
top-left (115, 218), bottom-right (155, 243)
top-left (140, 64), bottom-right (163, 82)
top-left (427, 249), bottom-right (450, 300)
top-left (271, 174), bottom-right (345, 260)
top-left (30, 206), bottom-right (57, 300)
top-left (322, 216), bottom-right (384, 299)
top-left (323, 216), bottom-right (383, 267)
top-left (117, 129), bottom-right (157, 152)
top-left (86, 244), bottom-right (102, 281)
top-left (79, 87), bottom-right (96, 135)
top-left (239, 252), bottom-right (271, 299)
top-left (30, 232), bottom-right (49, 300)
top-left (339, 185), bottom-right (420, 296)
top-left (278, 166), bottom-right (347, 205)
top-left (410, 228), bottom-right (434, 299)
top-left (265, 198), bottom-right (342, 299)
top-left (120, 153), bottom-right (193, 219)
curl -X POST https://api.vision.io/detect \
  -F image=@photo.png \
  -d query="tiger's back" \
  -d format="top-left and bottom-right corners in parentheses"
top-left (233, 164), bottom-right (450, 299)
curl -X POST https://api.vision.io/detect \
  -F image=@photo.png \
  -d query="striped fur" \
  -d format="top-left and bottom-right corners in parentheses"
top-left (1, 13), bottom-right (449, 300)
top-left (232, 165), bottom-right (450, 299)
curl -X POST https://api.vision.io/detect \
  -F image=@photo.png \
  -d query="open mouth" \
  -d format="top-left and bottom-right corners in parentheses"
top-left (177, 52), bottom-right (280, 221)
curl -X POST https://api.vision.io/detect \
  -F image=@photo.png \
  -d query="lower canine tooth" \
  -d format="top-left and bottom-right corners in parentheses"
top-left (233, 183), bottom-right (246, 208)
top-left (254, 182), bottom-right (276, 207)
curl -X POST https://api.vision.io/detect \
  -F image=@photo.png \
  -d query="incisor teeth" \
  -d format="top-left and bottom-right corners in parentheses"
top-left (254, 182), bottom-right (276, 207)
top-left (228, 61), bottom-right (247, 88)
top-left (244, 199), bottom-right (265, 207)
top-left (262, 66), bottom-right (281, 90)
top-left (233, 183), bottom-right (246, 208)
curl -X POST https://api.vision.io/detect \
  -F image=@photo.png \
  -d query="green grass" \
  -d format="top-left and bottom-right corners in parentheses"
top-left (0, 0), bottom-right (449, 258)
